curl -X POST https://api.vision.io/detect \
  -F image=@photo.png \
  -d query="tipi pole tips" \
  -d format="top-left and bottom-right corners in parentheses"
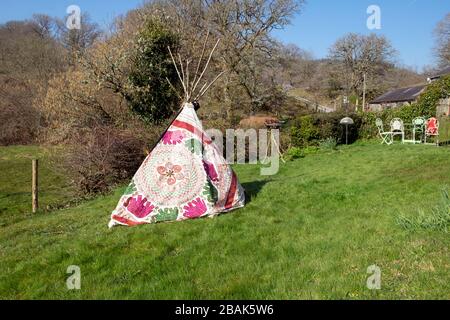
top-left (167, 33), bottom-right (222, 103)
top-left (167, 46), bottom-right (187, 97)
top-left (191, 38), bottom-right (220, 95)
top-left (165, 77), bottom-right (182, 99)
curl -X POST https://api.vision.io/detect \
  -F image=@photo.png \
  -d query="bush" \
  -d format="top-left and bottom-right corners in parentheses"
top-left (290, 112), bottom-right (361, 147)
top-left (302, 145), bottom-right (320, 155)
top-left (62, 127), bottom-right (146, 195)
top-left (319, 137), bottom-right (338, 151)
top-left (357, 111), bottom-right (379, 139)
top-left (37, 68), bottom-right (131, 144)
top-left (290, 115), bottom-right (319, 147)
top-left (0, 103), bottom-right (40, 145)
top-left (285, 147), bottom-right (304, 160)
top-left (0, 77), bottom-right (41, 145)
top-left (279, 129), bottom-right (291, 154)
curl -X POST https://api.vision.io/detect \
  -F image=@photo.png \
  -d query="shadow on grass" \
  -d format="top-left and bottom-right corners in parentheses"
top-left (242, 180), bottom-right (270, 204)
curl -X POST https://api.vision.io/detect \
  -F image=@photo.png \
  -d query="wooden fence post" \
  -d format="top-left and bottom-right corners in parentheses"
top-left (32, 159), bottom-right (38, 213)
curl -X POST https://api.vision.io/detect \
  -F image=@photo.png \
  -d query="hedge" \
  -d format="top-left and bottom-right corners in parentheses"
top-left (290, 112), bottom-right (361, 147)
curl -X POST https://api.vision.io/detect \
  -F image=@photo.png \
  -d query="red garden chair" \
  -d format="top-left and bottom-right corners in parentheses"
top-left (424, 117), bottom-right (439, 145)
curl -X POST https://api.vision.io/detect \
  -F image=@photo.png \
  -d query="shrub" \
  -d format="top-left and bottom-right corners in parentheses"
top-left (0, 77), bottom-right (41, 145)
top-left (290, 115), bottom-right (319, 147)
top-left (302, 145), bottom-right (319, 155)
top-left (37, 68), bottom-right (131, 144)
top-left (279, 129), bottom-right (291, 154)
top-left (285, 147), bottom-right (304, 160)
top-left (0, 103), bottom-right (40, 145)
top-left (358, 110), bottom-right (379, 139)
top-left (290, 112), bottom-right (361, 147)
top-left (319, 137), bottom-right (338, 151)
top-left (62, 127), bottom-right (146, 195)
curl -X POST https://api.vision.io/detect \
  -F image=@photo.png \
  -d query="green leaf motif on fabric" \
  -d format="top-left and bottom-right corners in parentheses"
top-left (124, 181), bottom-right (137, 195)
top-left (155, 207), bottom-right (179, 222)
top-left (185, 138), bottom-right (202, 155)
top-left (203, 180), bottom-right (218, 204)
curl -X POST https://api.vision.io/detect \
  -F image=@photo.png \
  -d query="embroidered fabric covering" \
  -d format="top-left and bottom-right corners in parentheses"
top-left (109, 103), bottom-right (245, 227)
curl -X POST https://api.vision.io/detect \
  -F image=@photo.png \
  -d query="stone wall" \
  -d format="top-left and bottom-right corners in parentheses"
top-left (436, 98), bottom-right (450, 117)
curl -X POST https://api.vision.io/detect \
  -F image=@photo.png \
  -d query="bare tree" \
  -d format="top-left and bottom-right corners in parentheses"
top-left (205, 0), bottom-right (304, 113)
top-left (328, 33), bottom-right (396, 100)
top-left (31, 14), bottom-right (56, 38)
top-left (434, 13), bottom-right (450, 67)
top-left (55, 12), bottom-right (102, 58)
top-left (141, 0), bottom-right (305, 115)
top-left (278, 43), bottom-right (315, 87)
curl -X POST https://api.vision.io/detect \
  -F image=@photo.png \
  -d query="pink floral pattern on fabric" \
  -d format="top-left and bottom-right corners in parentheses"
top-left (109, 105), bottom-right (246, 228)
top-left (162, 130), bottom-right (184, 145)
top-left (157, 162), bottom-right (184, 185)
top-left (203, 160), bottom-right (219, 182)
top-left (126, 195), bottom-right (155, 218)
top-left (183, 197), bottom-right (207, 218)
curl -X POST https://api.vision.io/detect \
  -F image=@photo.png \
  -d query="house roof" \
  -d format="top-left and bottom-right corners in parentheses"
top-left (370, 84), bottom-right (427, 104)
top-left (430, 66), bottom-right (450, 80)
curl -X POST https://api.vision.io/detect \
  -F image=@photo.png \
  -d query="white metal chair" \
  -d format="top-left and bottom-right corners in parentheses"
top-left (411, 117), bottom-right (425, 144)
top-left (424, 117), bottom-right (439, 145)
top-left (375, 118), bottom-right (393, 145)
top-left (390, 118), bottom-right (404, 143)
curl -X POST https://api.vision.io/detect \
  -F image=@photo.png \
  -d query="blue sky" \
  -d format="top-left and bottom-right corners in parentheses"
top-left (273, 0), bottom-right (450, 71)
top-left (1, 0), bottom-right (449, 71)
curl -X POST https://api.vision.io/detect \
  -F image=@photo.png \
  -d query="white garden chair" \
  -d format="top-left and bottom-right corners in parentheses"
top-left (411, 117), bottom-right (425, 144)
top-left (375, 118), bottom-right (393, 145)
top-left (390, 118), bottom-right (404, 143)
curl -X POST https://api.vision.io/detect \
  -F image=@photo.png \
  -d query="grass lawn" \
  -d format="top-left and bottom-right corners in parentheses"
top-left (0, 146), bottom-right (76, 227)
top-left (0, 143), bottom-right (449, 299)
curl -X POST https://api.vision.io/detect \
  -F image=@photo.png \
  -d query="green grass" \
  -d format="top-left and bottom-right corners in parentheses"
top-left (439, 116), bottom-right (450, 144)
top-left (397, 189), bottom-right (450, 232)
top-left (0, 143), bottom-right (449, 299)
top-left (0, 145), bottom-right (76, 227)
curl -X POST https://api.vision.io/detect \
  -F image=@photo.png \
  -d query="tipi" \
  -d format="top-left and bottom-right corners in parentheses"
top-left (108, 38), bottom-right (245, 228)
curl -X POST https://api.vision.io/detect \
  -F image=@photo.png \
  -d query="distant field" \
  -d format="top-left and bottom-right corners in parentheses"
top-left (0, 143), bottom-right (449, 299)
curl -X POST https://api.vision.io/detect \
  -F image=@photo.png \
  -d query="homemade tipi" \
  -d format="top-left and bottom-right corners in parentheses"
top-left (108, 38), bottom-right (245, 228)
